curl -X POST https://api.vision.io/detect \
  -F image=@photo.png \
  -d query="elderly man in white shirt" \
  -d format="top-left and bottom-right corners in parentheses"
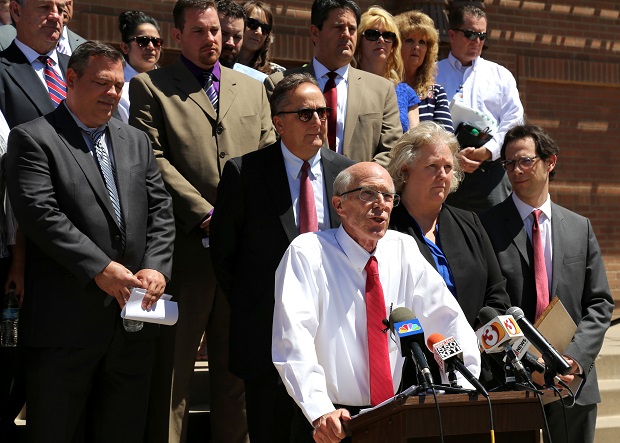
top-left (436, 5), bottom-right (523, 213)
top-left (272, 162), bottom-right (480, 443)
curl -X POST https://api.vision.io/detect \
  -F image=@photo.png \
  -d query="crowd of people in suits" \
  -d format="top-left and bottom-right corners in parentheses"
top-left (0, 1), bottom-right (613, 443)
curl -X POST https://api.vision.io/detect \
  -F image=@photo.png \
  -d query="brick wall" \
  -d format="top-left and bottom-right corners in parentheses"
top-left (70, 0), bottom-right (620, 305)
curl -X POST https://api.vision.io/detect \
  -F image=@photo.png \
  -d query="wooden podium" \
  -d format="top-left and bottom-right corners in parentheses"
top-left (346, 391), bottom-right (543, 442)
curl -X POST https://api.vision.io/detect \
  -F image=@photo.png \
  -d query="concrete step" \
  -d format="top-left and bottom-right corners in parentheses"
top-left (595, 325), bottom-right (620, 381)
top-left (594, 415), bottom-right (620, 443)
top-left (597, 379), bottom-right (620, 418)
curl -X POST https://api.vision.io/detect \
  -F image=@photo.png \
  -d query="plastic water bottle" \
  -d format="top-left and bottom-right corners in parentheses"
top-left (123, 319), bottom-right (144, 332)
top-left (0, 288), bottom-right (19, 347)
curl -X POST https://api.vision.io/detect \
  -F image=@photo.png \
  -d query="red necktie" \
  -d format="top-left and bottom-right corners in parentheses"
top-left (299, 161), bottom-right (318, 233)
top-left (38, 56), bottom-right (67, 107)
top-left (364, 256), bottom-right (393, 406)
top-left (532, 209), bottom-right (549, 320)
top-left (323, 71), bottom-right (338, 151)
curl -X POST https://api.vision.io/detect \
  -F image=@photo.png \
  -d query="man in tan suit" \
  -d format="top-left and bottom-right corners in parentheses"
top-left (129, 1), bottom-right (276, 442)
top-left (264, 0), bottom-right (402, 166)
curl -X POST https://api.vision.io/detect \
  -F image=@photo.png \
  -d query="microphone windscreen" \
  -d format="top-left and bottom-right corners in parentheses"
top-left (506, 306), bottom-right (524, 321)
top-left (478, 306), bottom-right (500, 325)
top-left (426, 333), bottom-right (445, 350)
top-left (388, 307), bottom-right (415, 333)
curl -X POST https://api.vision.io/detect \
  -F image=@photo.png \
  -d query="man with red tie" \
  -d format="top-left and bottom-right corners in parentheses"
top-left (211, 73), bottom-right (354, 443)
top-left (264, 0), bottom-right (402, 166)
top-left (272, 162), bottom-right (480, 442)
top-left (480, 124), bottom-right (613, 443)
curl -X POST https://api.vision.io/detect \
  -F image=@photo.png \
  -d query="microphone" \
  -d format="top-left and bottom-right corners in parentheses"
top-left (506, 307), bottom-right (572, 376)
top-left (476, 307), bottom-right (528, 378)
top-left (521, 351), bottom-right (545, 374)
top-left (388, 307), bottom-right (433, 388)
top-left (427, 333), bottom-right (489, 398)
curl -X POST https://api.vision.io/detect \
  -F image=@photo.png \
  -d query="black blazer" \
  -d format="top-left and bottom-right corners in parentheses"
top-left (210, 142), bottom-right (355, 378)
top-left (6, 103), bottom-right (175, 347)
top-left (0, 42), bottom-right (70, 128)
top-left (480, 196), bottom-right (614, 405)
top-left (390, 204), bottom-right (510, 326)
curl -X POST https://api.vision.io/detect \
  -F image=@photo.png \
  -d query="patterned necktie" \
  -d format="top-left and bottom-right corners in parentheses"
top-left (203, 71), bottom-right (219, 111)
top-left (37, 55), bottom-right (67, 107)
top-left (298, 161), bottom-right (318, 233)
top-left (532, 209), bottom-right (549, 320)
top-left (323, 71), bottom-right (338, 151)
top-left (87, 129), bottom-right (126, 249)
top-left (364, 256), bottom-right (393, 406)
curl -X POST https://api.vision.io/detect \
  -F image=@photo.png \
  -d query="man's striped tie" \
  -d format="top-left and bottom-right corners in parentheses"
top-left (38, 55), bottom-right (67, 107)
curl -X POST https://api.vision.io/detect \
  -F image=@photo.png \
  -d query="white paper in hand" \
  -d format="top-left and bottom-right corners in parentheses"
top-left (120, 288), bottom-right (178, 325)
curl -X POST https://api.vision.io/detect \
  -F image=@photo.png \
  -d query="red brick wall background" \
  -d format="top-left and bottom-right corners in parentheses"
top-left (69, 0), bottom-right (620, 308)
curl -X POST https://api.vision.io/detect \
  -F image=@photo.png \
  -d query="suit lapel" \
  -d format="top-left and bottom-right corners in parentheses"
top-left (53, 104), bottom-right (119, 225)
top-left (550, 203), bottom-right (565, 297)
top-left (218, 66), bottom-right (237, 123)
top-left (3, 43), bottom-right (55, 116)
top-left (264, 143), bottom-right (297, 242)
top-left (501, 198), bottom-right (531, 268)
top-left (342, 67), bottom-right (362, 154)
top-left (108, 120), bottom-right (130, 233)
top-left (320, 148), bottom-right (341, 228)
top-left (171, 59), bottom-right (216, 121)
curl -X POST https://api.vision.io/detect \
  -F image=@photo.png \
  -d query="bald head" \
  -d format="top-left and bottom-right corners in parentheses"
top-left (332, 162), bottom-right (396, 253)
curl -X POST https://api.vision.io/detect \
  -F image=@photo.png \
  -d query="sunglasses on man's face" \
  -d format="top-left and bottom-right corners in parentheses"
top-left (453, 29), bottom-right (487, 41)
top-left (362, 29), bottom-right (397, 43)
top-left (130, 36), bottom-right (164, 48)
top-left (246, 17), bottom-right (272, 34)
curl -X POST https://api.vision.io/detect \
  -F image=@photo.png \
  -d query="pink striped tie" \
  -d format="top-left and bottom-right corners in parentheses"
top-left (38, 56), bottom-right (67, 106)
top-left (365, 256), bottom-right (393, 406)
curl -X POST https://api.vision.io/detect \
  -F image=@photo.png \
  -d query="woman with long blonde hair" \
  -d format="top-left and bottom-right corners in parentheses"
top-left (396, 10), bottom-right (453, 131)
top-left (354, 6), bottom-right (420, 132)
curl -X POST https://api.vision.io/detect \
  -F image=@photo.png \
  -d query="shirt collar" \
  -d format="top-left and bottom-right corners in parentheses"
top-left (312, 58), bottom-right (349, 82)
top-left (512, 193), bottom-right (552, 223)
top-left (15, 39), bottom-right (59, 65)
top-left (335, 224), bottom-right (374, 273)
top-left (60, 25), bottom-right (68, 43)
top-left (447, 51), bottom-right (479, 72)
top-left (180, 55), bottom-right (221, 83)
top-left (280, 141), bottom-right (322, 180)
top-left (65, 103), bottom-right (108, 134)
top-left (123, 63), bottom-right (140, 82)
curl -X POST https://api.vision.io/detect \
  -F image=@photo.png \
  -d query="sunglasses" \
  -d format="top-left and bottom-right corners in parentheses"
top-left (362, 29), bottom-right (397, 43)
top-left (246, 17), bottom-right (272, 34)
top-left (453, 29), bottom-right (487, 41)
top-left (276, 107), bottom-right (331, 122)
top-left (130, 36), bottom-right (164, 48)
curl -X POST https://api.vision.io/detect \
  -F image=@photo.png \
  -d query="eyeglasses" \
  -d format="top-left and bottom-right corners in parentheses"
top-left (362, 29), bottom-right (397, 43)
top-left (246, 17), bottom-right (272, 34)
top-left (130, 36), bottom-right (164, 48)
top-left (339, 187), bottom-right (401, 206)
top-left (275, 107), bottom-right (331, 122)
top-left (501, 156), bottom-right (540, 172)
top-left (453, 29), bottom-right (487, 41)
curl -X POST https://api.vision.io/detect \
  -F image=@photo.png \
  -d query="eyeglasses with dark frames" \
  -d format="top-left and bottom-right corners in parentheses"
top-left (246, 17), bottom-right (272, 34)
top-left (130, 36), bottom-right (164, 48)
top-left (501, 156), bottom-right (540, 172)
top-left (275, 107), bottom-right (331, 122)
top-left (362, 29), bottom-right (397, 43)
top-left (453, 29), bottom-right (487, 41)
top-left (339, 187), bottom-right (401, 206)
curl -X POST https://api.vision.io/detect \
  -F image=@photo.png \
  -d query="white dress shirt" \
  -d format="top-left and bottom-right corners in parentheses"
top-left (313, 59), bottom-right (349, 155)
top-left (280, 142), bottom-right (330, 231)
top-left (436, 53), bottom-right (524, 160)
top-left (273, 225), bottom-right (481, 423)
top-left (118, 63), bottom-right (140, 123)
top-left (57, 25), bottom-right (72, 56)
top-left (512, 193), bottom-right (553, 297)
top-left (15, 39), bottom-right (64, 89)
